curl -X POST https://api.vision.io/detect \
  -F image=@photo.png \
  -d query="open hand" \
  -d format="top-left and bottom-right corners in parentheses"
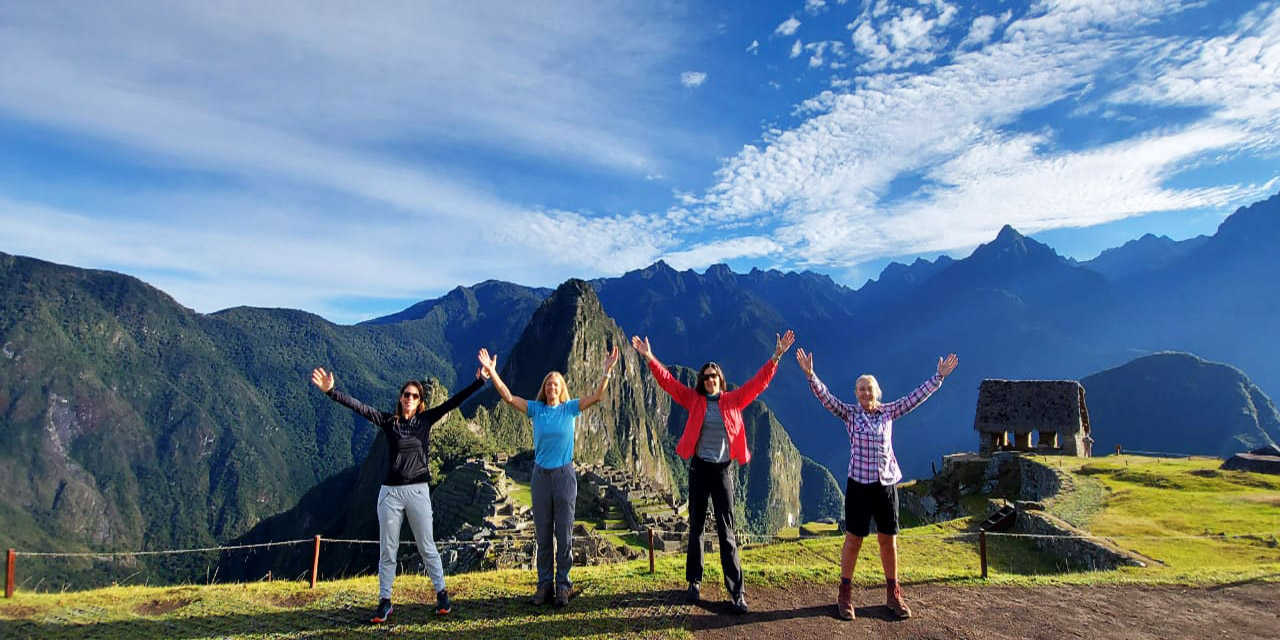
top-left (795, 348), bottom-right (814, 376)
top-left (605, 344), bottom-right (620, 371)
top-left (310, 367), bottom-right (335, 393)
top-left (478, 348), bottom-right (498, 374)
top-left (937, 353), bottom-right (959, 377)
top-left (774, 330), bottom-right (796, 359)
top-left (630, 335), bottom-right (652, 360)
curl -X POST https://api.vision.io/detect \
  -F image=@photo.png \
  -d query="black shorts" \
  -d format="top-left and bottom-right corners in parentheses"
top-left (844, 477), bottom-right (899, 537)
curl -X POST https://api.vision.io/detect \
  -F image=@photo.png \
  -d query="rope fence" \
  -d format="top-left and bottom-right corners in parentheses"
top-left (7, 527), bottom-right (1278, 597)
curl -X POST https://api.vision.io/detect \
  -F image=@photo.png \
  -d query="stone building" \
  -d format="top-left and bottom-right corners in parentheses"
top-left (974, 379), bottom-right (1092, 457)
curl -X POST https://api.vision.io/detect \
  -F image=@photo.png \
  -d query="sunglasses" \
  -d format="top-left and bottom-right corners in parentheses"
top-left (699, 363), bottom-right (722, 379)
top-left (401, 391), bottom-right (420, 400)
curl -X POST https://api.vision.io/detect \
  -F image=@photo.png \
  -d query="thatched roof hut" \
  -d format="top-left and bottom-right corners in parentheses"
top-left (973, 379), bottom-right (1092, 456)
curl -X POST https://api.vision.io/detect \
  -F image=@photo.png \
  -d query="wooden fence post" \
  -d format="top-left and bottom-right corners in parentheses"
top-left (5, 549), bottom-right (14, 598)
top-left (979, 531), bottom-right (988, 579)
top-left (310, 536), bottom-right (322, 589)
top-left (647, 529), bottom-right (655, 574)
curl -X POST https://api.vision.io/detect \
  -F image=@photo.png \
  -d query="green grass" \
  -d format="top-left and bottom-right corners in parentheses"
top-left (4, 455), bottom-right (1279, 638)
top-left (506, 478), bottom-right (532, 509)
top-left (798, 522), bottom-right (841, 537)
top-left (1060, 456), bottom-right (1280, 575)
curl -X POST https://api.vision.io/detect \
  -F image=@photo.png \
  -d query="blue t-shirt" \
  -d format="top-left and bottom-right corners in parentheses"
top-left (527, 399), bottom-right (581, 469)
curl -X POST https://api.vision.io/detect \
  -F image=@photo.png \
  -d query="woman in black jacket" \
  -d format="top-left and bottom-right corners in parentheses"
top-left (311, 365), bottom-right (487, 624)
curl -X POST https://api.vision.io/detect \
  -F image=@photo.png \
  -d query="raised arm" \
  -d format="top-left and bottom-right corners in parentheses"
top-left (578, 345), bottom-right (620, 411)
top-left (478, 348), bottom-right (527, 413)
top-left (796, 349), bottom-right (856, 422)
top-left (421, 366), bottom-right (488, 424)
top-left (631, 335), bottom-right (697, 407)
top-left (731, 329), bottom-right (795, 405)
top-left (311, 367), bottom-right (385, 424)
top-left (883, 353), bottom-right (958, 420)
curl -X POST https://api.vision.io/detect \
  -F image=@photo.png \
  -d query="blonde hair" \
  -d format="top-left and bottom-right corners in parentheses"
top-left (536, 371), bottom-right (571, 405)
top-left (856, 374), bottom-right (883, 412)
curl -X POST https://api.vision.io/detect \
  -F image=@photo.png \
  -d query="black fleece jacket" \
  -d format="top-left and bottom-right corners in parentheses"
top-left (326, 377), bottom-right (485, 486)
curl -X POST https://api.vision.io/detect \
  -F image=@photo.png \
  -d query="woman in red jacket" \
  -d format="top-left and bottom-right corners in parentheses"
top-left (631, 330), bottom-right (795, 614)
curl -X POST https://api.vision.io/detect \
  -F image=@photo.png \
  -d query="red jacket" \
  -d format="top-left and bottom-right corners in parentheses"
top-left (646, 357), bottom-right (778, 465)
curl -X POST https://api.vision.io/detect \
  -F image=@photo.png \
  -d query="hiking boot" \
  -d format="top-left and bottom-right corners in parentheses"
top-left (886, 583), bottom-right (912, 619)
top-left (687, 582), bottom-right (701, 603)
top-left (370, 598), bottom-right (393, 624)
top-left (837, 582), bottom-right (855, 620)
top-left (435, 589), bottom-right (451, 616)
top-left (531, 583), bottom-right (553, 606)
top-left (731, 592), bottom-right (749, 615)
top-left (554, 584), bottom-right (572, 607)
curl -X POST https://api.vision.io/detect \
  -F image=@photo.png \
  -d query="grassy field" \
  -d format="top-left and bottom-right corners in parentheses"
top-left (2, 455), bottom-right (1277, 639)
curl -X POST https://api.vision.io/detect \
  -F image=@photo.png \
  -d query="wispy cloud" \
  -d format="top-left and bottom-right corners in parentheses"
top-left (961, 12), bottom-right (1011, 48)
top-left (0, 1), bottom-right (701, 321)
top-left (848, 1), bottom-right (957, 71)
top-left (661, 236), bottom-right (783, 271)
top-left (688, 0), bottom-right (1280, 266)
top-left (2, 0), bottom-right (1278, 322)
top-left (776, 17), bottom-right (802, 37)
top-left (681, 71), bottom-right (709, 88)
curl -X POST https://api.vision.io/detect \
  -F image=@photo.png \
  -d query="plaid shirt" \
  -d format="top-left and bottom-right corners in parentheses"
top-left (807, 372), bottom-right (943, 485)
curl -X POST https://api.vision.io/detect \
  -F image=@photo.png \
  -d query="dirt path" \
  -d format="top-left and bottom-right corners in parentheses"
top-left (686, 581), bottom-right (1280, 639)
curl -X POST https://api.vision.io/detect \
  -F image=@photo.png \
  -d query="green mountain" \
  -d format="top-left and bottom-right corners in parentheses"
top-left (0, 253), bottom-right (303, 585)
top-left (0, 251), bottom-right (528, 588)
top-left (216, 279), bottom-right (840, 581)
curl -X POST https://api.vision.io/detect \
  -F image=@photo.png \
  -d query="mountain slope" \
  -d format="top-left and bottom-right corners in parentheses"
top-left (1082, 352), bottom-right (1280, 457)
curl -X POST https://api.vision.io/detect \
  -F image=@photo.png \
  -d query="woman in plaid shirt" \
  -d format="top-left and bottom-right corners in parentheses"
top-left (796, 349), bottom-right (958, 621)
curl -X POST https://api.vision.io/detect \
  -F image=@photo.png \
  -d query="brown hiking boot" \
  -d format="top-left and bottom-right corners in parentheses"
top-left (886, 583), bottom-right (912, 619)
top-left (531, 584), bottom-right (552, 606)
top-left (837, 582), bottom-right (855, 620)
top-left (554, 584), bottom-right (572, 607)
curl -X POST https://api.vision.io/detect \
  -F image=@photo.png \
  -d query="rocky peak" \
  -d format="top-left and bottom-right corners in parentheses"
top-left (969, 224), bottom-right (1063, 267)
top-left (493, 279), bottom-right (677, 491)
top-left (1213, 191), bottom-right (1280, 245)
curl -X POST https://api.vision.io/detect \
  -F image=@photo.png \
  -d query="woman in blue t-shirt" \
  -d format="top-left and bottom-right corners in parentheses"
top-left (477, 344), bottom-right (619, 607)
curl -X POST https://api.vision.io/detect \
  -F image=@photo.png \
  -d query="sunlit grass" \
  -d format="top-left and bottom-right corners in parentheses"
top-left (505, 477), bottom-right (532, 509)
top-left (4, 455), bottom-right (1279, 638)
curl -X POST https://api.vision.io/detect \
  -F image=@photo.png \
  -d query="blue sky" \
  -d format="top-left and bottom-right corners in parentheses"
top-left (2, 0), bottom-right (1277, 323)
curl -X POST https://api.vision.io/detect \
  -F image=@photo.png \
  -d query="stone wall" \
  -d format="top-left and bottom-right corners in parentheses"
top-left (990, 501), bottom-right (1146, 570)
top-left (908, 452), bottom-right (1149, 573)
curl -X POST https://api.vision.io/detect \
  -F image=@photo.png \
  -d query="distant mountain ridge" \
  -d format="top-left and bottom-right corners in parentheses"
top-left (3, 190), bottom-right (1279, 589)
top-left (1081, 233), bottom-right (1209, 281)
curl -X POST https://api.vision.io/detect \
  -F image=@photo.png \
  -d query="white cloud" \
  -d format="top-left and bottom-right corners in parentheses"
top-left (1108, 4), bottom-right (1280, 131)
top-left (681, 71), bottom-right (708, 88)
top-left (791, 39), bottom-right (804, 58)
top-left (776, 17), bottom-right (802, 37)
top-left (686, 0), bottom-right (1280, 268)
top-left (806, 42), bottom-right (830, 68)
top-left (0, 1), bottom-right (712, 320)
top-left (0, 194), bottom-right (478, 322)
top-left (961, 13), bottom-right (1007, 47)
top-left (661, 236), bottom-right (783, 270)
top-left (848, 0), bottom-right (959, 71)
top-left (805, 0), bottom-right (828, 14)
top-left (747, 39), bottom-right (760, 54)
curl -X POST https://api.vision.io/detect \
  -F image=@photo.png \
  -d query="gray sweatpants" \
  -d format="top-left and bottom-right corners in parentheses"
top-left (531, 462), bottom-right (577, 589)
top-left (377, 483), bottom-right (445, 599)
